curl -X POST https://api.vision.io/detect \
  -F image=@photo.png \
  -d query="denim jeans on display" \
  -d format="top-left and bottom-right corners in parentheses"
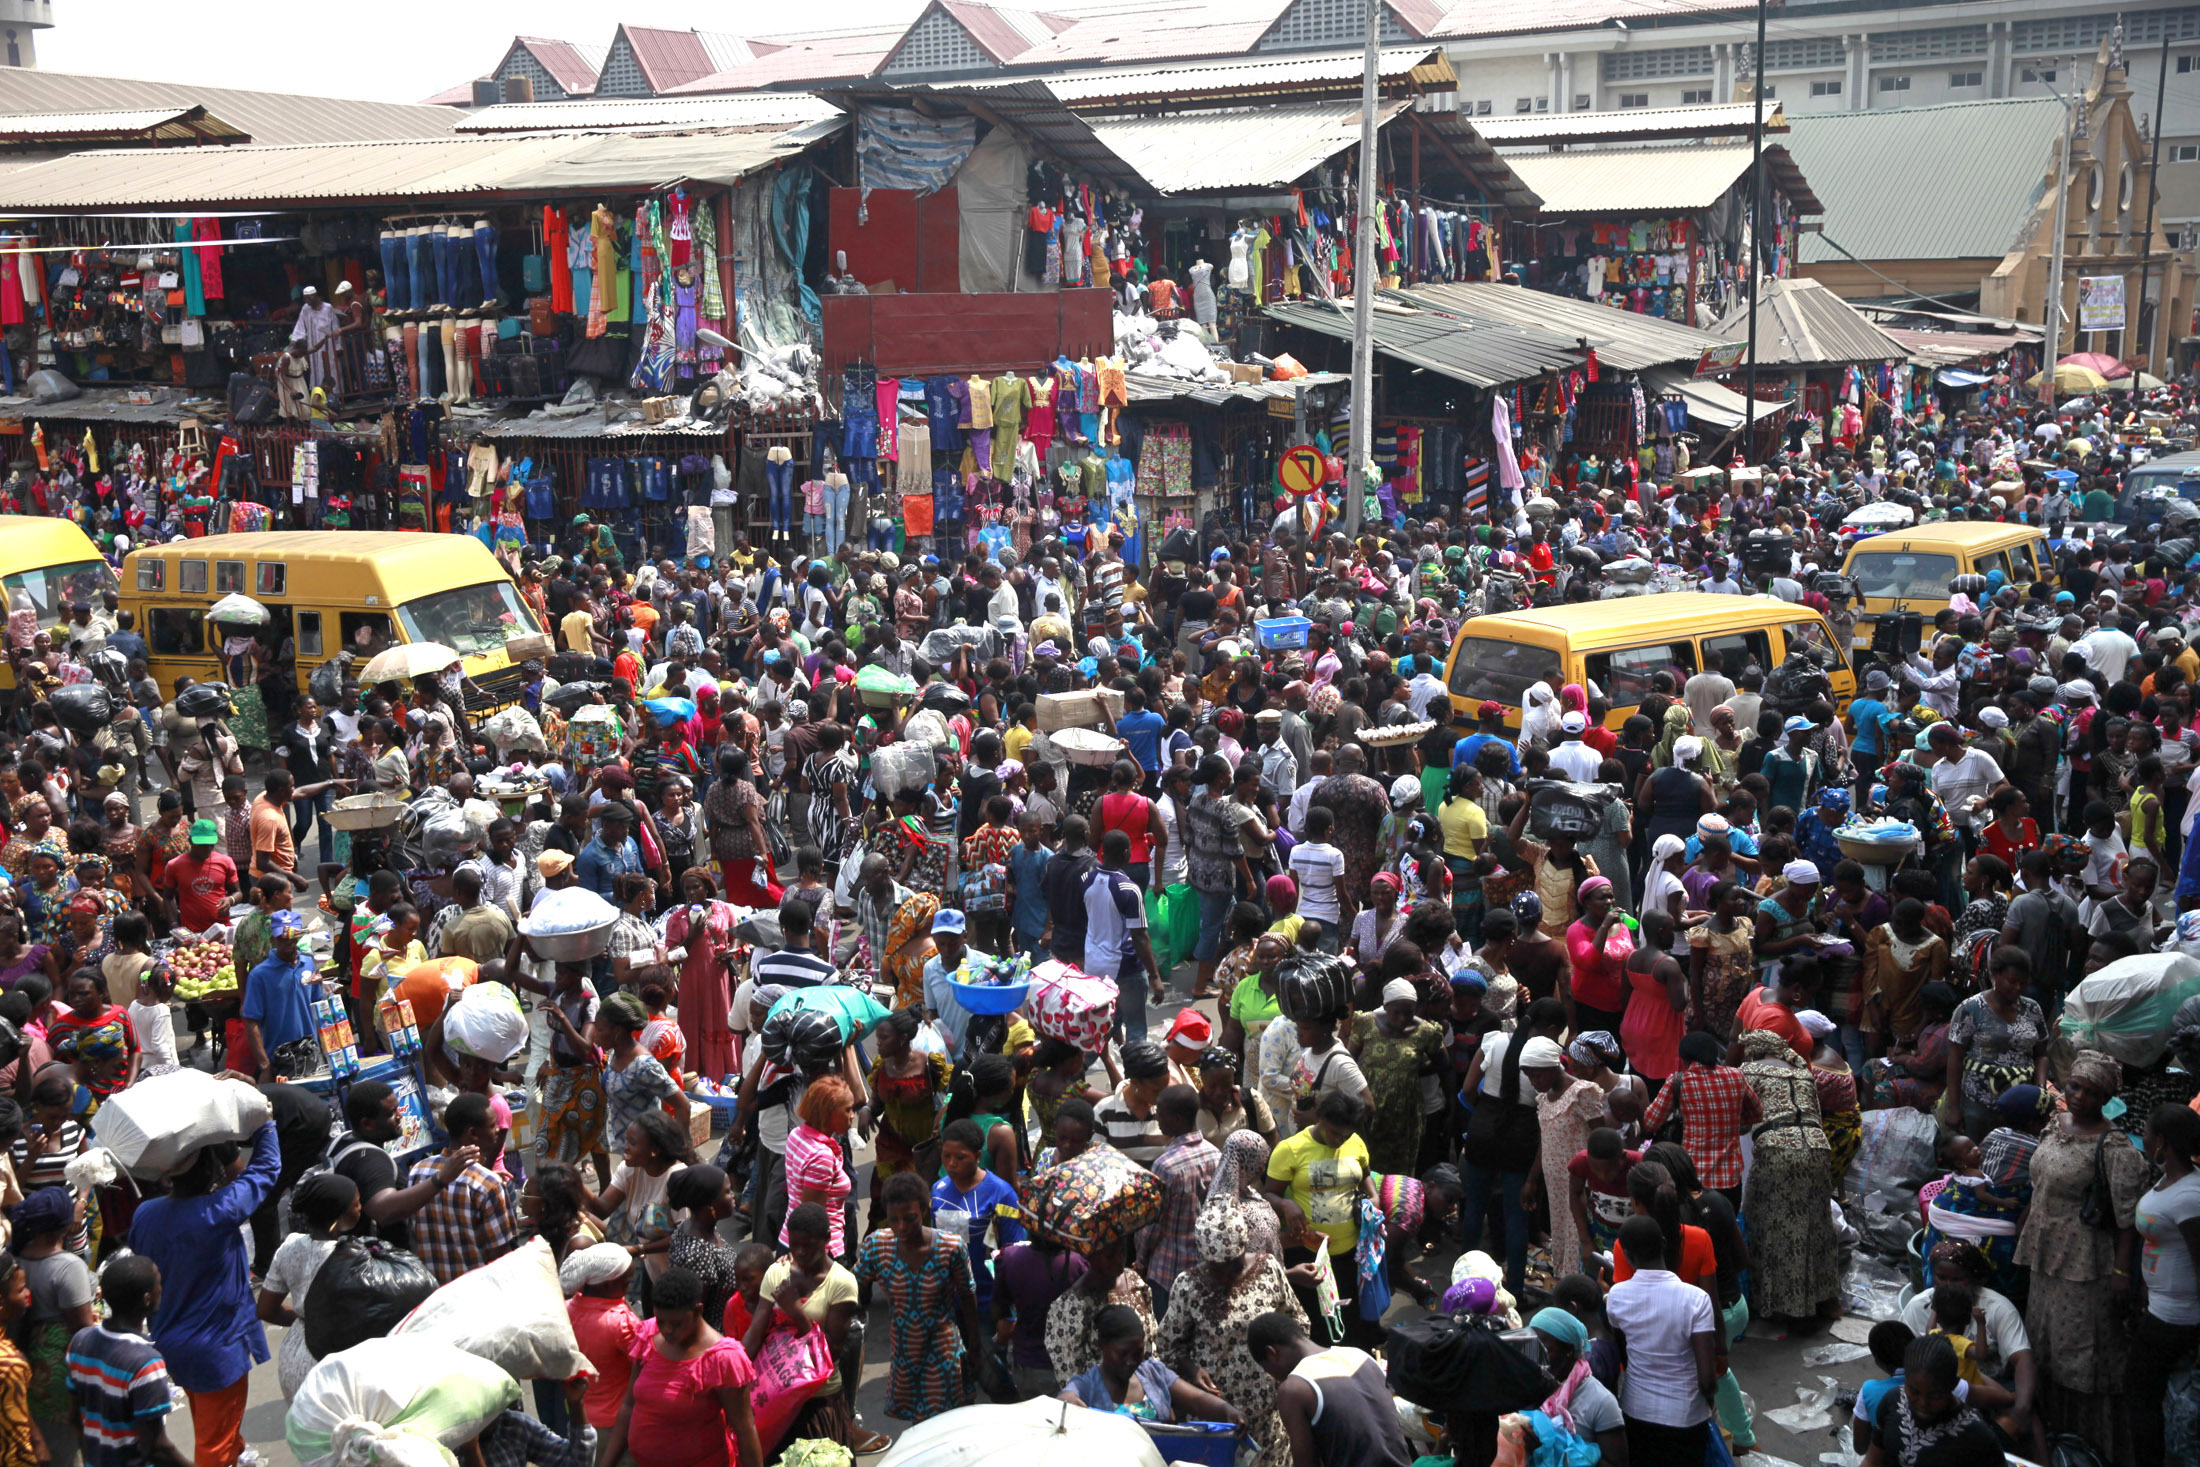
top-left (473, 219), bottom-right (499, 306)
top-left (867, 515), bottom-right (895, 551)
top-left (821, 478), bottom-right (850, 553)
top-left (765, 457), bottom-right (795, 534)
top-left (450, 227), bottom-right (477, 311)
top-left (429, 228), bottom-right (454, 308)
top-left (406, 229), bottom-right (429, 310)
top-left (380, 232), bottom-right (409, 316)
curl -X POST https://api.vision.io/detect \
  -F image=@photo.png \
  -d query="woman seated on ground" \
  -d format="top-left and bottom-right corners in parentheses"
top-left (1061, 1304), bottom-right (1242, 1424)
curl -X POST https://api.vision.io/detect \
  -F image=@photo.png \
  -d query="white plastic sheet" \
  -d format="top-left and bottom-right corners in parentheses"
top-left (953, 128), bottom-right (1031, 294)
top-left (93, 1070), bottom-right (271, 1179)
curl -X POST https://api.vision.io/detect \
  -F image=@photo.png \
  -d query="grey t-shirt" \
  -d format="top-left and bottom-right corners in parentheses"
top-left (21, 1249), bottom-right (93, 1324)
top-left (2139, 1171), bottom-right (2200, 1326)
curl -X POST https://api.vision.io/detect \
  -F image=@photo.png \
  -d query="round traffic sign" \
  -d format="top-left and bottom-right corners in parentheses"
top-left (1278, 445), bottom-right (1325, 497)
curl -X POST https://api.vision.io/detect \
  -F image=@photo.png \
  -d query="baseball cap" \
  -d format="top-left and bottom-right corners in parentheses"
top-left (188, 818), bottom-right (219, 845)
top-left (1560, 711), bottom-right (1588, 733)
top-left (1478, 700), bottom-right (1506, 719)
top-left (1783, 715), bottom-right (1816, 734)
top-left (932, 910), bottom-right (967, 935)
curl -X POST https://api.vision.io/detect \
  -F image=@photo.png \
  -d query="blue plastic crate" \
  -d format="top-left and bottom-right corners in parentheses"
top-left (1255, 614), bottom-right (1311, 650)
top-left (1140, 1421), bottom-right (1240, 1466)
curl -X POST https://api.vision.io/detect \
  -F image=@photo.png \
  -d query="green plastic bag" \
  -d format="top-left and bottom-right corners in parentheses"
top-left (1146, 883), bottom-right (1200, 973)
top-left (767, 983), bottom-right (892, 1045)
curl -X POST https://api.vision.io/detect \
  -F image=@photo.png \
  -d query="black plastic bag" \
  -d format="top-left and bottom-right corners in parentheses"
top-left (1526, 779), bottom-right (1613, 840)
top-left (759, 1004), bottom-right (843, 1076)
top-left (544, 681), bottom-right (603, 716)
top-left (302, 1236), bottom-right (439, 1359)
top-left (308, 659), bottom-right (347, 706)
top-left (1385, 1314), bottom-right (1552, 1416)
top-left (49, 684), bottom-right (112, 736)
top-left (1276, 951), bottom-right (1353, 1023)
top-left (226, 371), bottom-right (276, 424)
top-left (175, 682), bottom-right (234, 718)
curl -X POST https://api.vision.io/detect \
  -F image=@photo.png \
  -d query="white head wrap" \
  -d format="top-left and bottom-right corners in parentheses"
top-left (1382, 977), bottom-right (1419, 1005)
top-left (559, 1243), bottom-right (635, 1295)
top-left (1520, 1036), bottom-right (1566, 1069)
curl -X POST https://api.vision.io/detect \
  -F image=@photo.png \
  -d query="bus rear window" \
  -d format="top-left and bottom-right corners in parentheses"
top-left (1845, 551), bottom-right (1958, 602)
top-left (1447, 637), bottom-right (1562, 706)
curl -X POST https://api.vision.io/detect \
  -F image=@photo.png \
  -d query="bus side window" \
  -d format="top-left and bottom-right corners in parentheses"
top-left (214, 560), bottom-right (247, 595)
top-left (178, 561), bottom-right (207, 594)
top-left (341, 613), bottom-right (393, 656)
top-left (135, 561), bottom-right (163, 592)
top-left (296, 611), bottom-right (324, 659)
top-left (147, 609), bottom-right (205, 657)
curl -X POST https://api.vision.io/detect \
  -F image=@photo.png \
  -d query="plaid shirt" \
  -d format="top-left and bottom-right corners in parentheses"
top-left (1640, 1063), bottom-right (1762, 1191)
top-left (480, 1410), bottom-right (594, 1467)
top-left (1142, 1132), bottom-right (1221, 1290)
top-left (405, 1156), bottom-right (522, 1284)
top-left (854, 880), bottom-right (915, 970)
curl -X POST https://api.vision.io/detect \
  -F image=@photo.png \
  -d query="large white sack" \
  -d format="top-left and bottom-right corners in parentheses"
top-left (442, 982), bottom-right (529, 1064)
top-left (2061, 953), bottom-right (2200, 1069)
top-left (286, 1338), bottom-right (519, 1467)
top-left (391, 1237), bottom-right (589, 1381)
top-left (92, 1070), bottom-right (272, 1179)
top-left (520, 886), bottom-right (619, 937)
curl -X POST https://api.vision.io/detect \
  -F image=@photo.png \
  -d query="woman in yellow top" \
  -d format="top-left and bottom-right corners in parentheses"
top-left (1438, 765), bottom-right (1490, 939)
top-left (1262, 1089), bottom-right (1376, 1346)
top-left (2130, 752), bottom-right (2167, 867)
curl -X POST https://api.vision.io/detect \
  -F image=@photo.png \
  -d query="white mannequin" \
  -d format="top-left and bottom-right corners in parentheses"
top-left (766, 446), bottom-right (793, 464)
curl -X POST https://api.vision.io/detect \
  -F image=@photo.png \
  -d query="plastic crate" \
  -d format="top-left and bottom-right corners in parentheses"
top-left (1255, 615), bottom-right (1311, 650)
top-left (1140, 1421), bottom-right (1240, 1466)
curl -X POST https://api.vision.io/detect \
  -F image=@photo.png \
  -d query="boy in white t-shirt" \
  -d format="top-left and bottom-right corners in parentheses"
top-left (1288, 806), bottom-right (1348, 944)
top-left (129, 962), bottom-right (180, 1077)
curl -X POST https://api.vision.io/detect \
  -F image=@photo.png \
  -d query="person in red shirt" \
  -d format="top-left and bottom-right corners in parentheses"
top-left (1729, 958), bottom-right (1816, 1060)
top-left (156, 819), bottom-right (237, 932)
top-left (562, 1243), bottom-right (641, 1430)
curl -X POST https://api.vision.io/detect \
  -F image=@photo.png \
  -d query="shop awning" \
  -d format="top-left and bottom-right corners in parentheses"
top-left (1640, 366), bottom-right (1790, 431)
top-left (0, 119), bottom-right (844, 209)
top-left (0, 106), bottom-right (253, 147)
top-left (1265, 298), bottom-right (1580, 389)
top-left (1935, 367), bottom-right (1989, 388)
top-left (1500, 142), bottom-right (1819, 216)
top-left (0, 386), bottom-right (210, 423)
top-left (1086, 101), bottom-right (1409, 195)
top-left (1394, 282), bottom-right (1725, 372)
top-left (476, 404), bottom-right (734, 440)
top-left (1123, 369), bottom-right (1348, 405)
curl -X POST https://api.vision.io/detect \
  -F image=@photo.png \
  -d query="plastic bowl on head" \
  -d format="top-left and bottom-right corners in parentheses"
top-left (947, 978), bottom-right (1033, 1016)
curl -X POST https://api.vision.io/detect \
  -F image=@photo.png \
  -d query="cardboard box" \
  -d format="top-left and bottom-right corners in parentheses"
top-left (1226, 362), bottom-right (1264, 385)
top-left (686, 1096), bottom-right (714, 1148)
top-left (1036, 688), bottom-right (1124, 731)
top-left (503, 632), bottom-right (554, 663)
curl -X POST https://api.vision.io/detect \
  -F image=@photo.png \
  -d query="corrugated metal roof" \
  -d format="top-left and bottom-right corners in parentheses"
top-left (939, 1), bottom-right (1072, 61)
top-left (1882, 327), bottom-right (2033, 368)
top-left (1709, 276), bottom-right (1906, 367)
top-left (1428, 0), bottom-right (1747, 39)
top-left (1501, 142), bottom-right (1817, 215)
top-left (514, 37), bottom-right (607, 95)
top-left (1087, 100), bottom-right (1406, 193)
top-left (0, 387), bottom-right (207, 424)
top-left (1474, 101), bottom-right (1783, 146)
top-left (456, 93), bottom-right (839, 134)
top-left (1019, 45), bottom-right (1449, 102)
top-left (0, 121), bottom-right (842, 209)
top-left (1414, 112), bottom-right (1543, 213)
top-left (0, 108), bottom-right (252, 145)
top-left (1266, 298), bottom-right (1582, 388)
top-left (620, 28), bottom-right (765, 93)
top-left (478, 404), bottom-right (730, 440)
top-left (0, 68), bottom-right (456, 146)
top-left (663, 28), bottom-right (908, 94)
top-left (1783, 97), bottom-right (2063, 266)
top-left (1397, 281), bottom-right (1724, 370)
top-left (1005, 0), bottom-right (1290, 70)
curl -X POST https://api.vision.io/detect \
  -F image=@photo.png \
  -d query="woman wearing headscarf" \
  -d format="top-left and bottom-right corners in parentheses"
top-left (1151, 1203), bottom-right (1309, 1467)
top-left (1636, 724), bottom-right (1716, 867)
top-left (1648, 702), bottom-right (1693, 770)
top-left (1523, 1035), bottom-right (1605, 1277)
top-left (1203, 1130), bottom-right (1284, 1264)
top-left (1735, 1029), bottom-right (1840, 1326)
top-left (2012, 1048), bottom-right (2148, 1459)
top-left (1519, 682), bottom-right (1561, 750)
top-left (1561, 876), bottom-right (1628, 1038)
top-left (1347, 974), bottom-right (1443, 1175)
top-left (1522, 1307), bottom-right (1626, 1465)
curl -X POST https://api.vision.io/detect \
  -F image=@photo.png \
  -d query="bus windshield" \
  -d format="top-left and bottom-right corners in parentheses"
top-left (396, 580), bottom-right (535, 657)
top-left (1845, 551), bottom-right (1958, 603)
top-left (1, 559), bottom-right (118, 630)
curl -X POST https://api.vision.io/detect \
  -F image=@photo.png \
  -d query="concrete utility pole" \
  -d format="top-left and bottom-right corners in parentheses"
top-left (2137, 34), bottom-right (2169, 370)
top-left (1742, 0), bottom-right (1766, 456)
top-left (1345, 0), bottom-right (1380, 537)
top-left (2041, 62), bottom-right (2078, 409)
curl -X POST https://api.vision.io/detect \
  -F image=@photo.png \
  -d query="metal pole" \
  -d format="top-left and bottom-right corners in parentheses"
top-left (2041, 69), bottom-right (2075, 410)
top-left (1344, 0), bottom-right (1380, 538)
top-left (1743, 0), bottom-right (1766, 460)
top-left (2138, 34), bottom-right (2170, 371)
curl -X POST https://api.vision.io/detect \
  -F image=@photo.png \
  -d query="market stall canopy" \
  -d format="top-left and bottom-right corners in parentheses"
top-left (1085, 99), bottom-right (1410, 194)
top-left (1883, 327), bottom-right (2037, 370)
top-left (1500, 142), bottom-right (1819, 216)
top-left (1934, 368), bottom-right (1989, 388)
top-left (1474, 100), bottom-right (1787, 148)
top-left (453, 92), bottom-right (839, 134)
top-left (1396, 281), bottom-right (1727, 372)
top-left (1265, 297), bottom-right (1581, 389)
top-left (1639, 366), bottom-right (1793, 430)
top-left (0, 107), bottom-right (252, 148)
top-left (1123, 368), bottom-right (1347, 404)
top-left (0, 118), bottom-right (844, 209)
top-left (1709, 277), bottom-right (1905, 368)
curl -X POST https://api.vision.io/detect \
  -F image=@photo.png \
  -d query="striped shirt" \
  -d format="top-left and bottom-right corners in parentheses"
top-left (66, 1324), bottom-right (171, 1467)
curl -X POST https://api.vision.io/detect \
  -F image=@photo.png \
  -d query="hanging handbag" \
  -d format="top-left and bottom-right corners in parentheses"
top-left (2077, 1133), bottom-right (2117, 1230)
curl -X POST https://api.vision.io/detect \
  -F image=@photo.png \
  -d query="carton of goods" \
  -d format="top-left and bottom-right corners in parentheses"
top-left (1037, 688), bottom-right (1125, 731)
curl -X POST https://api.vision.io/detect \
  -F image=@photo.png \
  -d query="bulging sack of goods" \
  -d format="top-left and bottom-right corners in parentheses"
top-left (392, 1236), bottom-right (590, 1381)
top-left (287, 1338), bottom-right (520, 1467)
top-left (92, 1070), bottom-right (271, 1180)
top-left (442, 982), bottom-right (529, 1064)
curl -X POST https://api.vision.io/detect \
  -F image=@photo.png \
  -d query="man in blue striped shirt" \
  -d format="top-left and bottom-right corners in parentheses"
top-left (66, 1255), bottom-right (189, 1467)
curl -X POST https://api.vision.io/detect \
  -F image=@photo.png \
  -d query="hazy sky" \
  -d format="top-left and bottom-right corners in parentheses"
top-left (40, 0), bottom-right (926, 103)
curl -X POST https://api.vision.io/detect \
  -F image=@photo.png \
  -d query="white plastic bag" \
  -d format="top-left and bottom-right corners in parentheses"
top-left (481, 707), bottom-right (547, 756)
top-left (286, 1338), bottom-right (519, 1467)
top-left (391, 1237), bottom-right (589, 1381)
top-left (92, 1070), bottom-right (271, 1179)
top-left (520, 887), bottom-right (620, 937)
top-left (443, 982), bottom-right (529, 1064)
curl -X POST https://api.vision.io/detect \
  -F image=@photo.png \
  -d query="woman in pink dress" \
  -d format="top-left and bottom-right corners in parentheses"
top-left (1620, 910), bottom-right (1689, 1092)
top-left (664, 867), bottom-right (739, 1082)
top-left (600, 1265), bottom-right (761, 1467)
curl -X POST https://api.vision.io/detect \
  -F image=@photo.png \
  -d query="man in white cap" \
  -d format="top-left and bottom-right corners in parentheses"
top-left (289, 284), bottom-right (342, 394)
top-left (1548, 710), bottom-right (1604, 781)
